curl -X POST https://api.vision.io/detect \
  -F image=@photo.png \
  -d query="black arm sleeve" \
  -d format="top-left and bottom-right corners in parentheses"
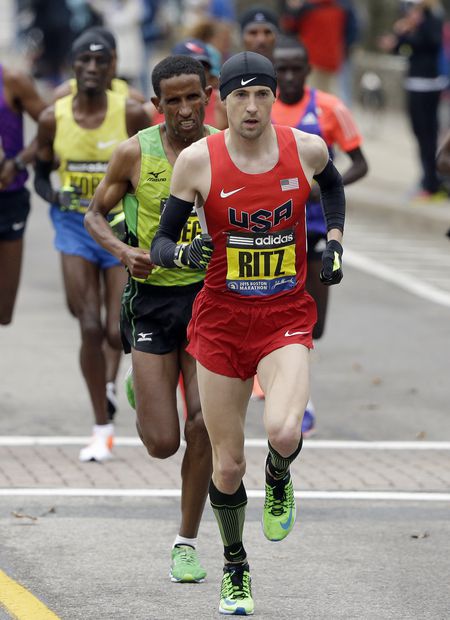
top-left (313, 159), bottom-right (345, 232)
top-left (151, 194), bottom-right (195, 267)
top-left (34, 158), bottom-right (58, 204)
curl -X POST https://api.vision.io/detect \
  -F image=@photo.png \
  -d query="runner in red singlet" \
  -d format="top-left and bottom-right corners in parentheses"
top-left (151, 51), bottom-right (346, 616)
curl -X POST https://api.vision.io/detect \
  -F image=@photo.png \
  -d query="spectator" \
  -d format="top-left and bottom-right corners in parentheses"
top-left (21, 0), bottom-right (102, 85)
top-left (186, 17), bottom-right (235, 78)
top-left (281, 0), bottom-right (352, 95)
top-left (209, 0), bottom-right (235, 21)
top-left (379, 0), bottom-right (448, 200)
top-left (140, 0), bottom-right (167, 97)
top-left (95, 0), bottom-right (145, 88)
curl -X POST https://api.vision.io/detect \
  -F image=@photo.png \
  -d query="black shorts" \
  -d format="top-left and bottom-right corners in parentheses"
top-left (0, 188), bottom-right (31, 241)
top-left (120, 278), bottom-right (204, 355)
top-left (307, 231), bottom-right (327, 261)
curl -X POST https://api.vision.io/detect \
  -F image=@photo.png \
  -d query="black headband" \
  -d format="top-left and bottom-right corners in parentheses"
top-left (71, 33), bottom-right (112, 61)
top-left (219, 51), bottom-right (277, 100)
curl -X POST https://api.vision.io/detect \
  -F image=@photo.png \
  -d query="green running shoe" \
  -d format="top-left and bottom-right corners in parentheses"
top-left (170, 545), bottom-right (206, 583)
top-left (262, 473), bottom-right (296, 542)
top-left (219, 562), bottom-right (254, 616)
top-left (124, 366), bottom-right (135, 410)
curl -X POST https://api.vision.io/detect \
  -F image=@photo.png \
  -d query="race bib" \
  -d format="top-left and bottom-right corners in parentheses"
top-left (226, 229), bottom-right (297, 296)
top-left (63, 161), bottom-right (122, 213)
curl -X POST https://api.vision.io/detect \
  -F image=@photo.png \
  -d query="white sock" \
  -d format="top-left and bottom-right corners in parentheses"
top-left (93, 423), bottom-right (114, 437)
top-left (173, 535), bottom-right (197, 549)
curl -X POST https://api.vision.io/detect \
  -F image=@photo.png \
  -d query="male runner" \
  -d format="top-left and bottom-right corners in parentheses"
top-left (85, 55), bottom-right (215, 583)
top-left (52, 26), bottom-right (146, 104)
top-left (145, 37), bottom-right (227, 130)
top-left (34, 31), bottom-right (149, 462)
top-left (271, 36), bottom-right (368, 434)
top-left (151, 51), bottom-right (346, 615)
top-left (0, 65), bottom-right (46, 325)
top-left (52, 25), bottom-right (147, 418)
top-left (239, 6), bottom-right (279, 61)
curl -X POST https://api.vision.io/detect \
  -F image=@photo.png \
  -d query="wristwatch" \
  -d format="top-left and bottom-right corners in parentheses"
top-left (13, 155), bottom-right (27, 171)
top-left (173, 243), bottom-right (187, 268)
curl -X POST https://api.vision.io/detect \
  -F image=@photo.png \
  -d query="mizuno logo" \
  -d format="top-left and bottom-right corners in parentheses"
top-left (280, 506), bottom-right (293, 530)
top-left (241, 77), bottom-right (257, 86)
top-left (220, 187), bottom-right (245, 198)
top-left (97, 139), bottom-right (118, 149)
top-left (90, 44), bottom-right (104, 52)
top-left (137, 332), bottom-right (153, 342)
top-left (148, 170), bottom-right (166, 181)
top-left (285, 330), bottom-right (309, 337)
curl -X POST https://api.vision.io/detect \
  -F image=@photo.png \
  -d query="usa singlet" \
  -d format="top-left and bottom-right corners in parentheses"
top-left (203, 125), bottom-right (310, 298)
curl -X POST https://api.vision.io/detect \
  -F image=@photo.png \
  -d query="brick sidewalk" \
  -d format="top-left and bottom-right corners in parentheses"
top-left (1, 444), bottom-right (449, 492)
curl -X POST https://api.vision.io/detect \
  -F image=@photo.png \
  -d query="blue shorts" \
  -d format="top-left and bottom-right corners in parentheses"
top-left (50, 205), bottom-right (120, 270)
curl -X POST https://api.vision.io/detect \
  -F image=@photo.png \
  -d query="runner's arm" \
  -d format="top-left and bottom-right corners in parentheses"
top-left (85, 138), bottom-right (153, 279)
top-left (340, 147), bottom-right (368, 186)
top-left (13, 70), bottom-right (47, 122)
top-left (309, 136), bottom-right (345, 241)
top-left (125, 99), bottom-right (151, 136)
top-left (151, 146), bottom-right (208, 268)
top-left (311, 137), bottom-right (345, 285)
top-left (34, 106), bottom-right (58, 203)
top-left (0, 71), bottom-right (47, 189)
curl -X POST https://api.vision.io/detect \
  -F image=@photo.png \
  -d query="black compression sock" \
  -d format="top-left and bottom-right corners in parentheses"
top-left (209, 479), bottom-right (248, 564)
top-left (267, 436), bottom-right (303, 480)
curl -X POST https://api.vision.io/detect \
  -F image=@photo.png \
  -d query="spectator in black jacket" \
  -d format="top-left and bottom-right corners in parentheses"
top-left (379, 0), bottom-right (448, 200)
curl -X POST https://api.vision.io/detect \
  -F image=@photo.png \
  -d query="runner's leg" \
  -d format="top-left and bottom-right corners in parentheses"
top-left (132, 347), bottom-right (181, 457)
top-left (258, 343), bottom-right (309, 458)
top-left (257, 344), bottom-right (309, 541)
top-left (61, 253), bottom-right (108, 425)
top-left (0, 238), bottom-right (24, 325)
top-left (196, 362), bottom-right (254, 612)
top-left (102, 265), bottom-right (127, 382)
top-left (197, 362), bottom-right (252, 557)
top-left (179, 346), bottom-right (212, 538)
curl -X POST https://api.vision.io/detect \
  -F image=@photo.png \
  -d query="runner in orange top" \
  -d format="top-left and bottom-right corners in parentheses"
top-left (271, 36), bottom-right (368, 435)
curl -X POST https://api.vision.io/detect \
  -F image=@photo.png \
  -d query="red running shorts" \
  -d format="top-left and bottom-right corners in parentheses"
top-left (186, 287), bottom-right (317, 380)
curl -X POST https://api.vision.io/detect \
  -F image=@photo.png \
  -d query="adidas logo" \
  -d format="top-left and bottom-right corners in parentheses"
top-left (302, 112), bottom-right (318, 125)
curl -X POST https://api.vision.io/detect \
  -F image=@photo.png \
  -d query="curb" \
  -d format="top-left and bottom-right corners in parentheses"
top-left (346, 184), bottom-right (450, 236)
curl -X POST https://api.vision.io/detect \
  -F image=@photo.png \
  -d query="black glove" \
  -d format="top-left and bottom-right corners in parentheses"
top-left (56, 185), bottom-right (83, 211)
top-left (174, 234), bottom-right (214, 269)
top-left (320, 239), bottom-right (343, 285)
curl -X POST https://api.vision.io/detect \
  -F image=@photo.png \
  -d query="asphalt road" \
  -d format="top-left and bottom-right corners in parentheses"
top-left (0, 194), bottom-right (449, 619)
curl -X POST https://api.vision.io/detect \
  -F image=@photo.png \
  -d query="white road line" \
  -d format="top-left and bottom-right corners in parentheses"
top-left (345, 249), bottom-right (450, 308)
top-left (0, 488), bottom-right (448, 501)
top-left (1, 437), bottom-right (450, 449)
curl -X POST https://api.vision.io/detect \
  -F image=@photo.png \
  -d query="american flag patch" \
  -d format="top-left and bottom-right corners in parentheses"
top-left (280, 177), bottom-right (299, 191)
